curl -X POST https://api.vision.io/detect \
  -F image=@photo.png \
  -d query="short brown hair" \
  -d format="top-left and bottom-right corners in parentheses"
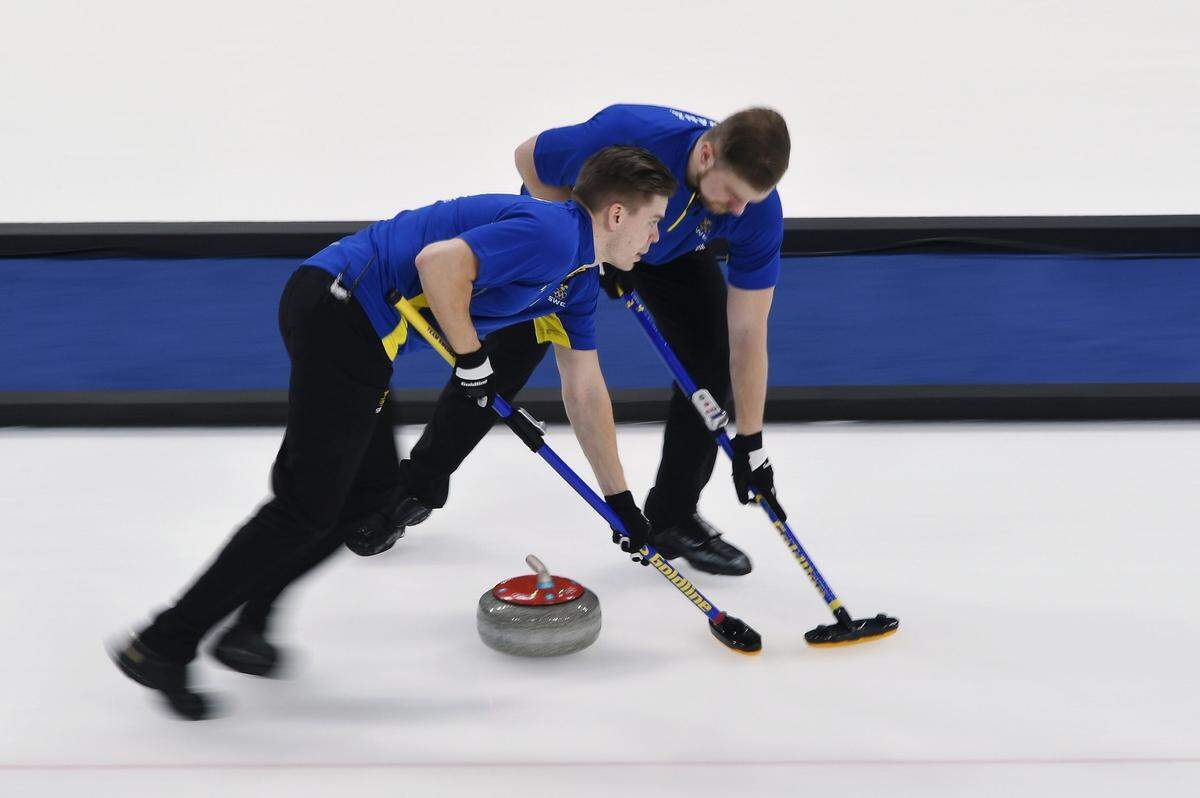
top-left (709, 107), bottom-right (790, 191)
top-left (572, 145), bottom-right (677, 214)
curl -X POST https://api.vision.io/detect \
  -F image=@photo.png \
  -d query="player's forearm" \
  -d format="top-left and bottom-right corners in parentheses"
top-left (557, 349), bottom-right (627, 495)
top-left (415, 240), bottom-right (482, 354)
top-left (727, 286), bottom-right (774, 436)
top-left (565, 384), bottom-right (627, 496)
top-left (515, 135), bottom-right (572, 202)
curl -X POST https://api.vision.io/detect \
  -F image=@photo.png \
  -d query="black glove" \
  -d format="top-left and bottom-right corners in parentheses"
top-left (731, 432), bottom-right (787, 521)
top-left (598, 262), bottom-right (636, 300)
top-left (604, 490), bottom-right (651, 565)
top-left (452, 343), bottom-right (494, 407)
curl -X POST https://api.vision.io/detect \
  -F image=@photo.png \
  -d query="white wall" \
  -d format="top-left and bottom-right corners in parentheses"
top-left (4, 0), bottom-right (1198, 221)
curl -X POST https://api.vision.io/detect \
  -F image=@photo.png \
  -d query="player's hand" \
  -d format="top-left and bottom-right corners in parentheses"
top-left (731, 432), bottom-right (787, 521)
top-left (604, 490), bottom-right (651, 565)
top-left (598, 262), bottom-right (635, 300)
top-left (453, 342), bottom-right (494, 408)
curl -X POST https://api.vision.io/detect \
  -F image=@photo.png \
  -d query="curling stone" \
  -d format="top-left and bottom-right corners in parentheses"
top-left (476, 555), bottom-right (601, 657)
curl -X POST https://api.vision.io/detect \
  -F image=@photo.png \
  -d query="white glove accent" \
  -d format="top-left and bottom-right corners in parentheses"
top-left (454, 359), bottom-right (493, 382)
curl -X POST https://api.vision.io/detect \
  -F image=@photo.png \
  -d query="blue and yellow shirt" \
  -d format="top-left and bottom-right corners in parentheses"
top-left (533, 104), bottom-right (784, 290)
top-left (304, 194), bottom-right (599, 359)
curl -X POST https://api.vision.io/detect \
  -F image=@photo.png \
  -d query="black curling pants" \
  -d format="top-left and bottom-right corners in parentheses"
top-left (403, 248), bottom-right (731, 529)
top-left (395, 320), bottom-right (554, 509)
top-left (139, 266), bottom-right (400, 662)
top-left (232, 320), bottom-right (553, 634)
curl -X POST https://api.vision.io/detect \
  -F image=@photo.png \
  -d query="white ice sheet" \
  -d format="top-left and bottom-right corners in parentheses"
top-left (1, 422), bottom-right (1197, 796)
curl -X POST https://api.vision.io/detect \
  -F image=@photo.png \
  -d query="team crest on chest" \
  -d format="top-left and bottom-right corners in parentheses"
top-left (548, 282), bottom-right (570, 307)
top-left (694, 218), bottom-right (713, 251)
top-left (547, 264), bottom-right (590, 308)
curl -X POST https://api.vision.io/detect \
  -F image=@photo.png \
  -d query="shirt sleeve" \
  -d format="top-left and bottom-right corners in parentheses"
top-left (556, 271), bottom-right (599, 350)
top-left (533, 106), bottom-right (630, 188)
top-left (725, 191), bottom-right (784, 290)
top-left (457, 211), bottom-right (572, 289)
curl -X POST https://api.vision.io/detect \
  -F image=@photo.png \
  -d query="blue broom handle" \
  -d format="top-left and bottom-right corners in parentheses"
top-left (488, 394), bottom-right (725, 622)
top-left (621, 289), bottom-right (845, 613)
top-left (392, 295), bottom-right (728, 623)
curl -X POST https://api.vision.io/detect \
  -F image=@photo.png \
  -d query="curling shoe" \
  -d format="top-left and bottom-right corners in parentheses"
top-left (344, 495), bottom-right (432, 557)
top-left (210, 625), bottom-right (283, 678)
top-left (649, 513), bottom-right (752, 576)
top-left (109, 634), bottom-right (216, 720)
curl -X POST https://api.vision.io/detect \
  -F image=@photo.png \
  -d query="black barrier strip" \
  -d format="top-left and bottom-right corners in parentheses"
top-left (2, 216), bottom-right (1199, 258)
top-left (781, 217), bottom-right (1200, 257)
top-left (3, 385), bottom-right (1199, 427)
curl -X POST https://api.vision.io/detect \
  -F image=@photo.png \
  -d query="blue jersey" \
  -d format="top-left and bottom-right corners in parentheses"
top-left (304, 195), bottom-right (599, 359)
top-left (533, 104), bottom-right (784, 290)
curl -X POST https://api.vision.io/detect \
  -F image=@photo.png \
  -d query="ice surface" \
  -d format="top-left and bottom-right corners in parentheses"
top-left (2, 421), bottom-right (1197, 796)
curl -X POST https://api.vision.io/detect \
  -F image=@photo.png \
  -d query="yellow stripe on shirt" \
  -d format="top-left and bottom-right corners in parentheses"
top-left (381, 293), bottom-right (431, 360)
top-left (386, 287), bottom-right (579, 360)
top-left (532, 314), bottom-right (572, 348)
top-left (665, 192), bottom-right (697, 233)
